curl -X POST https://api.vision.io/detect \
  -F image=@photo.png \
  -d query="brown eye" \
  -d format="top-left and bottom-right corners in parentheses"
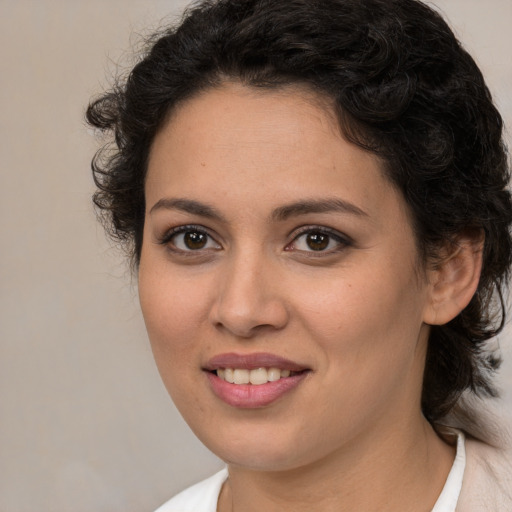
top-left (166, 227), bottom-right (221, 252)
top-left (184, 231), bottom-right (207, 250)
top-left (288, 228), bottom-right (350, 254)
top-left (305, 232), bottom-right (329, 251)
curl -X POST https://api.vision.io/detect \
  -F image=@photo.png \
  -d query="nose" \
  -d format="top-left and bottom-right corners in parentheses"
top-left (209, 252), bottom-right (289, 338)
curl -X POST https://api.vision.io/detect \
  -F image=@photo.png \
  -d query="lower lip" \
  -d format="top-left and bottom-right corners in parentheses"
top-left (205, 371), bottom-right (308, 408)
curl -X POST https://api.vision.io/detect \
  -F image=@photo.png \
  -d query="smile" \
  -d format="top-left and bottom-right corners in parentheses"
top-left (216, 368), bottom-right (296, 385)
top-left (204, 353), bottom-right (310, 408)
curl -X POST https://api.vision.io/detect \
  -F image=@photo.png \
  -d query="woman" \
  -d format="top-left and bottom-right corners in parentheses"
top-left (87, 0), bottom-right (512, 510)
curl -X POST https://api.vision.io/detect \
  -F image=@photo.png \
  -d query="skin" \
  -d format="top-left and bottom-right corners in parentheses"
top-left (139, 83), bottom-right (459, 511)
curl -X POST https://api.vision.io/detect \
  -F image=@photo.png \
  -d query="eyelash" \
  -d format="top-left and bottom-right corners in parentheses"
top-left (158, 224), bottom-right (352, 256)
top-left (286, 226), bottom-right (352, 256)
top-left (158, 225), bottom-right (221, 254)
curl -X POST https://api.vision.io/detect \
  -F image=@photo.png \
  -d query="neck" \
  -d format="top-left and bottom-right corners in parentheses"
top-left (218, 416), bottom-right (455, 512)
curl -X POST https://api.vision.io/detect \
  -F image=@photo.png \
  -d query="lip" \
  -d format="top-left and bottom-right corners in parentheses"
top-left (203, 352), bottom-right (310, 408)
top-left (204, 352), bottom-right (307, 372)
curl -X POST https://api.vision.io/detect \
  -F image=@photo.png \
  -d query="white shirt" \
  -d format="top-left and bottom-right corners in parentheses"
top-left (155, 432), bottom-right (466, 512)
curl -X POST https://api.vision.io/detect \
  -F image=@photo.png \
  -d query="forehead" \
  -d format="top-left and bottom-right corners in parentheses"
top-left (145, 82), bottom-right (405, 224)
top-left (155, 82), bottom-right (340, 159)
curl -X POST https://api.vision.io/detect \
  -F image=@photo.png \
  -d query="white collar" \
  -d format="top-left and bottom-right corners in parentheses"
top-left (431, 430), bottom-right (466, 512)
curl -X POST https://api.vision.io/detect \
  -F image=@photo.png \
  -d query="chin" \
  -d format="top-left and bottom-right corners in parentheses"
top-left (219, 443), bottom-right (307, 472)
top-left (191, 419), bottom-right (329, 473)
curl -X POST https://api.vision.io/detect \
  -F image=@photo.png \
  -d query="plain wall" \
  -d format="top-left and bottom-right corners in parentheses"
top-left (1, 1), bottom-right (511, 511)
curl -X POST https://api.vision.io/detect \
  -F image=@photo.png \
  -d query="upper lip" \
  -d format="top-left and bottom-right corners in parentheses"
top-left (203, 352), bottom-right (308, 372)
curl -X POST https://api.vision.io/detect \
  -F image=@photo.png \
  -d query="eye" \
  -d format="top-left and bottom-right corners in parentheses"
top-left (161, 226), bottom-right (221, 252)
top-left (287, 228), bottom-right (351, 253)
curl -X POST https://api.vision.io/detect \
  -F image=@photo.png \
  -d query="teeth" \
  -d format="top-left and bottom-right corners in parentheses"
top-left (233, 369), bottom-right (250, 384)
top-left (268, 368), bottom-right (281, 381)
top-left (249, 368), bottom-right (268, 385)
top-left (215, 367), bottom-right (297, 385)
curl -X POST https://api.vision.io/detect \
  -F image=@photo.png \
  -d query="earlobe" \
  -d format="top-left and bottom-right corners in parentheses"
top-left (423, 233), bottom-right (484, 326)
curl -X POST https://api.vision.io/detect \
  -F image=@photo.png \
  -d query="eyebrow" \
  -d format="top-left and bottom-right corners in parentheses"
top-left (149, 198), bottom-right (227, 221)
top-left (149, 196), bottom-right (368, 222)
top-left (270, 198), bottom-right (368, 221)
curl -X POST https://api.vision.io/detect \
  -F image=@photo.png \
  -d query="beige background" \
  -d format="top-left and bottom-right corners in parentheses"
top-left (1, 1), bottom-right (511, 511)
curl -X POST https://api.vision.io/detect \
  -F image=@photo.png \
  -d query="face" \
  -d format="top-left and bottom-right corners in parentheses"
top-left (139, 83), bottom-right (435, 472)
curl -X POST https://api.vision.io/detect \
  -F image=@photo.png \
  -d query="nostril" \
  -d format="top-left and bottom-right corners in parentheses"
top-left (209, 284), bottom-right (289, 337)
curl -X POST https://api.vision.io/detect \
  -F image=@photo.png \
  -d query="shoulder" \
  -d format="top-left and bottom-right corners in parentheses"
top-left (457, 437), bottom-right (512, 511)
top-left (154, 469), bottom-right (228, 512)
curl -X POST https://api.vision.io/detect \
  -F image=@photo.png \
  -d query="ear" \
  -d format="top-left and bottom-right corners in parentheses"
top-left (423, 232), bottom-right (484, 326)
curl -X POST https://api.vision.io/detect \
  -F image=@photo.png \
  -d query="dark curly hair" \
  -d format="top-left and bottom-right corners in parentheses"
top-left (87, 0), bottom-right (512, 425)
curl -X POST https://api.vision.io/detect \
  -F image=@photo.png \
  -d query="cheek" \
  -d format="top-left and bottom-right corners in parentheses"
top-left (294, 267), bottom-right (423, 336)
top-left (289, 275), bottom-right (428, 438)
top-left (138, 270), bottom-right (212, 414)
top-left (138, 260), bottom-right (211, 369)
top-left (290, 260), bottom-right (428, 375)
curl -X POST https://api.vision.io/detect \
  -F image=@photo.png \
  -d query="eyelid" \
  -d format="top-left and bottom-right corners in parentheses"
top-left (158, 224), bottom-right (222, 251)
top-left (286, 225), bottom-right (353, 253)
top-left (156, 223), bottom-right (351, 255)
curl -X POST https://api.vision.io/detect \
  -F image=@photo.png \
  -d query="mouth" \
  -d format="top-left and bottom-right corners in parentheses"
top-left (203, 353), bottom-right (310, 408)
top-left (214, 367), bottom-right (302, 385)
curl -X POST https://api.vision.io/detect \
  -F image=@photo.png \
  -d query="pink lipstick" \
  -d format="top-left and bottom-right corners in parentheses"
top-left (203, 352), bottom-right (310, 408)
